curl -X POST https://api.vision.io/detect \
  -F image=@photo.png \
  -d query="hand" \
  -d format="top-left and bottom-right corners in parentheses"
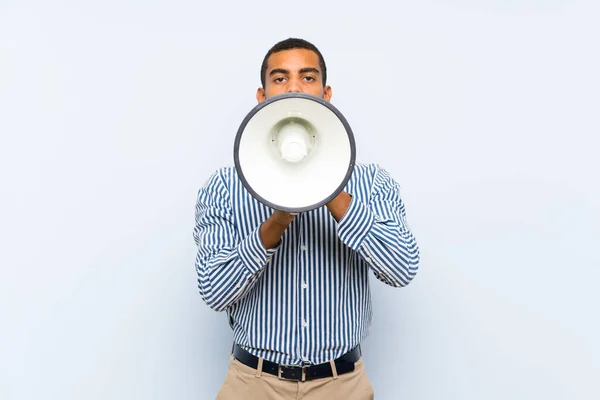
top-left (260, 210), bottom-right (296, 249)
top-left (270, 210), bottom-right (296, 226)
top-left (326, 191), bottom-right (352, 221)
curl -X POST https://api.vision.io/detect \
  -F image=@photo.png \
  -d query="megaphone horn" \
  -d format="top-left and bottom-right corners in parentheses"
top-left (234, 93), bottom-right (356, 213)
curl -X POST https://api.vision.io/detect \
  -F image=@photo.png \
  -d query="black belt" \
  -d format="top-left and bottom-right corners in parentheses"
top-left (232, 344), bottom-right (361, 381)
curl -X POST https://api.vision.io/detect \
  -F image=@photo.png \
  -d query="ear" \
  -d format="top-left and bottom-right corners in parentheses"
top-left (323, 85), bottom-right (332, 102)
top-left (256, 87), bottom-right (266, 103)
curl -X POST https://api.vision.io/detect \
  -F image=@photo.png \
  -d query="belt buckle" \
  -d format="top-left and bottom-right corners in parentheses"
top-left (278, 364), bottom-right (307, 382)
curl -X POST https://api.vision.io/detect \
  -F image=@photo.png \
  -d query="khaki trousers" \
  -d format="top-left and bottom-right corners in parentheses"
top-left (216, 355), bottom-right (374, 399)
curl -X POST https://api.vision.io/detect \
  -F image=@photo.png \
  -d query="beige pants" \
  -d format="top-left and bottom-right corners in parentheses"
top-left (216, 355), bottom-right (374, 400)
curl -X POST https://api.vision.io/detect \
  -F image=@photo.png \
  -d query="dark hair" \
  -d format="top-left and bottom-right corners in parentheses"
top-left (260, 38), bottom-right (327, 88)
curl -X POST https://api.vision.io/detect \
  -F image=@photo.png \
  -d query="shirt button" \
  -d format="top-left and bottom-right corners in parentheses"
top-left (255, 256), bottom-right (262, 263)
top-left (365, 257), bottom-right (372, 264)
top-left (302, 282), bottom-right (308, 289)
top-left (300, 245), bottom-right (307, 251)
top-left (302, 320), bottom-right (308, 328)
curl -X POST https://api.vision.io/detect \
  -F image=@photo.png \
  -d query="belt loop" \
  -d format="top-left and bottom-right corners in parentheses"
top-left (231, 342), bottom-right (235, 355)
top-left (329, 360), bottom-right (339, 380)
top-left (255, 357), bottom-right (264, 378)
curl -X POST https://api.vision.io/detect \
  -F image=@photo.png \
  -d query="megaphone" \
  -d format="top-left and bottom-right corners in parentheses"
top-left (234, 93), bottom-right (356, 213)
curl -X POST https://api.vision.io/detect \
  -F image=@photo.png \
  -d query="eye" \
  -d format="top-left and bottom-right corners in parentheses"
top-left (273, 77), bottom-right (286, 83)
top-left (303, 76), bottom-right (316, 82)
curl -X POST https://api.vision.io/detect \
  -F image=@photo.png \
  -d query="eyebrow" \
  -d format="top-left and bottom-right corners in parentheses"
top-left (299, 67), bottom-right (320, 75)
top-left (269, 67), bottom-right (321, 76)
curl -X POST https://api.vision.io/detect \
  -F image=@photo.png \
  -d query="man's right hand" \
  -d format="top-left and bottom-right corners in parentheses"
top-left (270, 210), bottom-right (296, 225)
top-left (259, 210), bottom-right (296, 249)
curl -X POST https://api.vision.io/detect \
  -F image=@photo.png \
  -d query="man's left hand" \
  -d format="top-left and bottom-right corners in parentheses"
top-left (326, 191), bottom-right (352, 222)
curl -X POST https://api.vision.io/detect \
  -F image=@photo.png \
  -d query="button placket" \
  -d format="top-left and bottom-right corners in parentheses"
top-left (300, 240), bottom-right (308, 337)
top-left (300, 239), bottom-right (310, 365)
top-left (296, 214), bottom-right (307, 363)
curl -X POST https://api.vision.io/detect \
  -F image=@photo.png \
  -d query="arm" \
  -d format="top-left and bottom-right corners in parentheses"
top-left (332, 165), bottom-right (420, 287)
top-left (193, 170), bottom-right (292, 311)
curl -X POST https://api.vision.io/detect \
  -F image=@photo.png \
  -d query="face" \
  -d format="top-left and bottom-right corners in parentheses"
top-left (256, 48), bottom-right (332, 103)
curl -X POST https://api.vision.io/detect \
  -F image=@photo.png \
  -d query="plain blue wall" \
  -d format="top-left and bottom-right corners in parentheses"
top-left (1, 1), bottom-right (599, 399)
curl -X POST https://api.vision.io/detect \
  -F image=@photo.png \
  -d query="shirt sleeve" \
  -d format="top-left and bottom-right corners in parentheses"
top-left (193, 169), bottom-right (278, 311)
top-left (336, 165), bottom-right (420, 287)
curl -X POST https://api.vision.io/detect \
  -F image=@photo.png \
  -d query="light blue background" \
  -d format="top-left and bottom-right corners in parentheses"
top-left (1, 1), bottom-right (598, 399)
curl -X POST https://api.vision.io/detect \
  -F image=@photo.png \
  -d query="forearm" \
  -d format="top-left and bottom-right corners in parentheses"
top-left (337, 194), bottom-right (420, 287)
top-left (197, 210), bottom-right (293, 311)
top-left (196, 227), bottom-right (274, 311)
top-left (356, 227), bottom-right (419, 287)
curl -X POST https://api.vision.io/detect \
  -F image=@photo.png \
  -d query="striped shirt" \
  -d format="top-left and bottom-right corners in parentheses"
top-left (193, 163), bottom-right (419, 366)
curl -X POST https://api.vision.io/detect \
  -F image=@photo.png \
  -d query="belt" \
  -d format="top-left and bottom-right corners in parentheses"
top-left (232, 344), bottom-right (361, 381)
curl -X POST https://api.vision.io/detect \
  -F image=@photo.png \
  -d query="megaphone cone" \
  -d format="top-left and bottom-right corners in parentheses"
top-left (234, 93), bottom-right (356, 213)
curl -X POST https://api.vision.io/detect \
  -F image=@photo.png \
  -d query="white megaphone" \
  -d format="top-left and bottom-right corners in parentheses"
top-left (234, 93), bottom-right (356, 213)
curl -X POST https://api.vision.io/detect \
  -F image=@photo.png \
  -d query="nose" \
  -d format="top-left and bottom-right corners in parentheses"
top-left (287, 79), bottom-right (301, 93)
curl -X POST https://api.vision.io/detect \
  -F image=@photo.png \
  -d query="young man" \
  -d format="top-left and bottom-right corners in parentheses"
top-left (193, 38), bottom-right (420, 399)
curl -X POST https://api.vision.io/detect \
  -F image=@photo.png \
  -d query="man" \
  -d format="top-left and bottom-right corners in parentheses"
top-left (193, 38), bottom-right (420, 399)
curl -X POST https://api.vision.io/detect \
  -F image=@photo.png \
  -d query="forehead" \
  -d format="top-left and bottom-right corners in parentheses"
top-left (266, 48), bottom-right (321, 72)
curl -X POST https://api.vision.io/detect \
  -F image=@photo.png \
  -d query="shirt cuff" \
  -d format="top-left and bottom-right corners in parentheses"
top-left (237, 226), bottom-right (278, 274)
top-left (336, 194), bottom-right (375, 251)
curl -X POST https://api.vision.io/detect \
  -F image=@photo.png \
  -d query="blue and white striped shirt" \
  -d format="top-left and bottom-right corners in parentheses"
top-left (193, 163), bottom-right (419, 366)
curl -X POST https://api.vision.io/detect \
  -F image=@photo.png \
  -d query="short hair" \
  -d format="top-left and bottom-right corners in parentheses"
top-left (260, 38), bottom-right (327, 88)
